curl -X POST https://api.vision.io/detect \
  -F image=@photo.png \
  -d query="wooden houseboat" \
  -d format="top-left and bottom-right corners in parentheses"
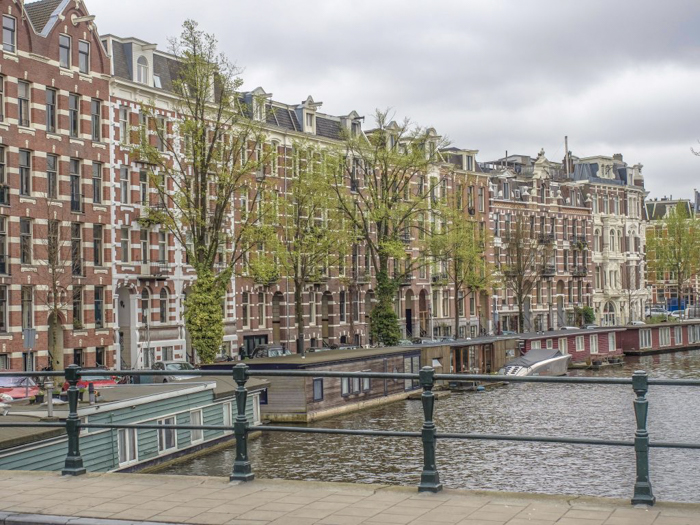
top-left (0, 377), bottom-right (267, 473)
top-left (450, 336), bottom-right (520, 374)
top-left (618, 321), bottom-right (700, 356)
top-left (519, 327), bottom-right (626, 363)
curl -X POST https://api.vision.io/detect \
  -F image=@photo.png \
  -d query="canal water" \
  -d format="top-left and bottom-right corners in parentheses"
top-left (157, 350), bottom-right (700, 503)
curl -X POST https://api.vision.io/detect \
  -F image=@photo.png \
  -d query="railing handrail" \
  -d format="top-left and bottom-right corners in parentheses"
top-left (0, 364), bottom-right (689, 505)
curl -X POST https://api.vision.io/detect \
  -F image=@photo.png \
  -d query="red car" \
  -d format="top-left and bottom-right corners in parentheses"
top-left (0, 376), bottom-right (40, 401)
top-left (62, 370), bottom-right (118, 391)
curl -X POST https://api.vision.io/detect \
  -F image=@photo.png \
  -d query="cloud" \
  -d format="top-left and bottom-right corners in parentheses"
top-left (88, 0), bottom-right (700, 199)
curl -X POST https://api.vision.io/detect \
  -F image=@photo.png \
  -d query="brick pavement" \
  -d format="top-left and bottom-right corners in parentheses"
top-left (0, 471), bottom-right (698, 525)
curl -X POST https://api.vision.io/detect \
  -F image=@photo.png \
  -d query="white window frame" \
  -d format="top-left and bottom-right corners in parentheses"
top-left (575, 335), bottom-right (585, 352)
top-left (659, 327), bottom-right (671, 348)
top-left (558, 337), bottom-right (568, 355)
top-left (157, 416), bottom-right (177, 452)
top-left (608, 332), bottom-right (616, 353)
top-left (530, 340), bottom-right (542, 350)
top-left (117, 428), bottom-right (138, 466)
top-left (190, 410), bottom-right (203, 444)
top-left (590, 334), bottom-right (599, 354)
top-left (222, 402), bottom-right (232, 434)
top-left (674, 326), bottom-right (683, 346)
top-left (640, 329), bottom-right (652, 349)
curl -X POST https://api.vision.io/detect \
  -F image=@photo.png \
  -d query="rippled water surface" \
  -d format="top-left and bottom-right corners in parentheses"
top-left (157, 350), bottom-right (700, 502)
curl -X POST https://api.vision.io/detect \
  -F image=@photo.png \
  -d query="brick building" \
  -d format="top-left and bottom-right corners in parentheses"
top-left (0, 0), bottom-right (114, 370)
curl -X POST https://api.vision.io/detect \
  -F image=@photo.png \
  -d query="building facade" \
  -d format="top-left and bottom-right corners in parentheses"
top-left (0, 0), bottom-right (114, 371)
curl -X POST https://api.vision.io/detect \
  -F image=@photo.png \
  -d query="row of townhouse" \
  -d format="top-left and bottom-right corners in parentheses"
top-left (484, 150), bottom-right (649, 330)
top-left (0, 0), bottom-right (650, 372)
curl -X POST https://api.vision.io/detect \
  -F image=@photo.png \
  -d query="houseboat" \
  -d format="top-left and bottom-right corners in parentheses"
top-left (449, 335), bottom-right (520, 374)
top-left (206, 344), bottom-right (451, 423)
top-left (518, 327), bottom-right (626, 364)
top-left (619, 321), bottom-right (700, 356)
top-left (0, 377), bottom-right (267, 473)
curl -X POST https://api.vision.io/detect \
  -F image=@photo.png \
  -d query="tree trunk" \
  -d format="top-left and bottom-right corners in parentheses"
top-left (517, 300), bottom-right (524, 334)
top-left (453, 284), bottom-right (461, 339)
top-left (294, 279), bottom-right (305, 356)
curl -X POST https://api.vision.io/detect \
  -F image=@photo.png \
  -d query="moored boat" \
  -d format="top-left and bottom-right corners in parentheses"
top-left (498, 348), bottom-right (571, 377)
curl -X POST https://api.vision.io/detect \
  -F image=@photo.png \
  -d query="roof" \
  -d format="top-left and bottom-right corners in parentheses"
top-left (645, 200), bottom-right (693, 221)
top-left (234, 346), bottom-right (423, 369)
top-left (24, 0), bottom-right (64, 34)
top-left (519, 327), bottom-right (627, 340)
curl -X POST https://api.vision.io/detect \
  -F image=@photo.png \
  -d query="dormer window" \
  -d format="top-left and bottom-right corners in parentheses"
top-left (351, 121), bottom-right (361, 137)
top-left (305, 113), bottom-right (315, 133)
top-left (137, 56), bottom-right (149, 85)
top-left (153, 75), bottom-right (162, 89)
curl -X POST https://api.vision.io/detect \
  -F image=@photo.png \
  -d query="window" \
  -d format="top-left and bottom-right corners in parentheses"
top-left (341, 377), bottom-right (350, 396)
top-left (0, 76), bottom-right (4, 121)
top-left (156, 117), bottom-right (165, 152)
top-left (69, 94), bottom-right (79, 137)
top-left (141, 289), bottom-right (150, 324)
top-left (94, 286), bottom-right (104, 329)
top-left (46, 88), bottom-right (57, 132)
top-left (608, 332), bottom-right (616, 353)
top-left (96, 347), bottom-right (105, 367)
top-left (140, 170), bottom-right (148, 204)
top-left (0, 285), bottom-right (6, 332)
top-left (223, 402), bottom-right (232, 432)
top-left (17, 81), bottom-right (29, 127)
top-left (257, 291), bottom-right (265, 327)
top-left (71, 223), bottom-right (82, 275)
top-left (93, 225), bottom-right (103, 266)
top-left (339, 290), bottom-right (346, 322)
top-left (72, 286), bottom-right (83, 328)
top-left (157, 417), bottom-right (176, 452)
top-left (92, 163), bottom-right (102, 203)
top-left (118, 428), bottom-right (137, 465)
top-left (362, 371), bottom-right (370, 392)
top-left (559, 338), bottom-right (568, 355)
top-left (313, 378), bottom-right (323, 402)
top-left (159, 288), bottom-right (168, 323)
top-left (3, 16), bottom-right (16, 53)
top-left (546, 339), bottom-right (553, 349)
top-left (78, 41), bottom-right (90, 74)
top-left (119, 166), bottom-right (130, 204)
top-left (158, 232), bottom-right (166, 263)
top-left (639, 329), bottom-right (652, 349)
top-left (140, 229), bottom-right (149, 263)
top-left (575, 335), bottom-right (585, 352)
top-left (190, 410), bottom-right (203, 443)
top-left (675, 326), bottom-right (683, 346)
top-left (19, 149), bottom-right (31, 196)
top-left (21, 286), bottom-right (33, 329)
top-left (47, 154), bottom-right (58, 199)
top-left (162, 346), bottom-right (173, 361)
top-left (91, 99), bottom-right (101, 141)
top-left (59, 34), bottom-right (71, 68)
top-left (404, 355), bottom-right (420, 390)
top-left (119, 107), bottom-right (129, 144)
top-left (241, 292), bottom-right (249, 327)
top-left (0, 354), bottom-right (6, 369)
top-left (137, 56), bottom-right (149, 84)
top-left (20, 218), bottom-right (32, 264)
top-left (531, 340), bottom-right (542, 350)
top-left (352, 376), bottom-right (361, 394)
top-left (590, 334), bottom-right (599, 354)
top-left (659, 327), bottom-right (671, 347)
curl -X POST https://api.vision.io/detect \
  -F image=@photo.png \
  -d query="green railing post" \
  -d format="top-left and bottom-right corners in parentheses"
top-left (62, 365), bottom-right (86, 476)
top-left (418, 366), bottom-right (442, 493)
top-left (230, 363), bottom-right (254, 482)
top-left (632, 370), bottom-right (655, 506)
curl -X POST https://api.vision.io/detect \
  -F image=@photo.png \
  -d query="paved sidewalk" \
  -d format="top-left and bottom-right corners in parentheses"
top-left (0, 471), bottom-right (698, 525)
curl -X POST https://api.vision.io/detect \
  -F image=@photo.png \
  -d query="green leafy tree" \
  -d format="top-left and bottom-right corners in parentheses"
top-left (431, 190), bottom-right (493, 337)
top-left (329, 110), bottom-right (447, 346)
top-left (274, 143), bottom-right (353, 355)
top-left (500, 215), bottom-right (544, 333)
top-left (133, 20), bottom-right (270, 363)
top-left (647, 203), bottom-right (700, 318)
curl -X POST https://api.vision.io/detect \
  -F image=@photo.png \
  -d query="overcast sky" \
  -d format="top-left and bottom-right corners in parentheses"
top-left (89, 0), bottom-right (700, 199)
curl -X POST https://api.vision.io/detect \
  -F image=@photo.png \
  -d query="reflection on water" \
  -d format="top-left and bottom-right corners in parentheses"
top-left (157, 350), bottom-right (700, 502)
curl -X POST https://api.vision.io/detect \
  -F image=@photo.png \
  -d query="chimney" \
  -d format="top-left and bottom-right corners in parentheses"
top-left (613, 153), bottom-right (623, 162)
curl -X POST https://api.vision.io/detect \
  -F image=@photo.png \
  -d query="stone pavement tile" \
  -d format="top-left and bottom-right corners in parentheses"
top-left (381, 504), bottom-right (432, 517)
top-left (186, 512), bottom-right (238, 524)
top-left (397, 498), bottom-right (445, 509)
top-left (255, 502), bottom-right (305, 513)
top-left (39, 503), bottom-right (91, 515)
top-left (209, 503), bottom-right (258, 516)
top-left (177, 497), bottom-right (227, 509)
top-left (455, 520), bottom-right (507, 525)
top-left (556, 518), bottom-right (607, 525)
top-left (320, 494), bottom-right (368, 504)
top-left (653, 517), bottom-right (700, 525)
top-left (88, 502), bottom-right (137, 514)
top-left (154, 505), bottom-right (208, 518)
top-left (506, 519), bottom-right (557, 525)
top-left (277, 495), bottom-right (327, 505)
top-left (466, 504), bottom-right (526, 522)
top-left (564, 508), bottom-right (613, 520)
top-left (443, 497), bottom-right (491, 508)
top-left (152, 515), bottom-right (198, 523)
top-left (317, 514), bottom-right (368, 525)
top-left (332, 505), bottom-right (383, 518)
top-left (303, 501), bottom-right (352, 512)
top-left (71, 509), bottom-right (118, 518)
top-left (364, 512), bottom-right (417, 524)
top-left (288, 507), bottom-right (338, 520)
top-left (225, 520), bottom-right (274, 525)
top-left (605, 507), bottom-right (659, 525)
top-left (269, 518), bottom-right (319, 525)
top-left (134, 500), bottom-right (181, 512)
top-left (363, 492), bottom-right (414, 503)
top-left (407, 508), bottom-right (467, 524)
top-left (350, 499), bottom-right (394, 510)
top-left (236, 509), bottom-right (288, 521)
top-left (108, 507), bottom-right (162, 521)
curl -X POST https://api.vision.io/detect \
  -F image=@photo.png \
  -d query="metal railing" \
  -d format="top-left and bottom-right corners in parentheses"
top-left (1, 366), bottom-right (700, 505)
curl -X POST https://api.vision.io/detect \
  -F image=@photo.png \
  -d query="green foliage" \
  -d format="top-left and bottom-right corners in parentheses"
top-left (184, 270), bottom-right (227, 364)
top-left (370, 270), bottom-right (401, 346)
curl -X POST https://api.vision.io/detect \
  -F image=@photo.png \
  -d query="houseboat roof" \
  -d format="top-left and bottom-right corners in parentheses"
top-left (0, 415), bottom-right (65, 451)
top-left (447, 335), bottom-right (520, 347)
top-left (518, 327), bottom-right (627, 340)
top-left (244, 345), bottom-right (423, 369)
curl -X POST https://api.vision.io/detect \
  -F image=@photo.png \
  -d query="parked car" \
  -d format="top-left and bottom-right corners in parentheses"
top-left (398, 339), bottom-right (414, 346)
top-left (0, 376), bottom-right (39, 400)
top-left (560, 326), bottom-right (581, 330)
top-left (629, 320), bottom-right (647, 326)
top-left (646, 307), bottom-right (668, 317)
top-left (501, 330), bottom-right (518, 336)
top-left (62, 368), bottom-right (118, 391)
top-left (249, 345), bottom-right (292, 359)
top-left (151, 361), bottom-right (199, 383)
top-left (584, 324), bottom-right (599, 329)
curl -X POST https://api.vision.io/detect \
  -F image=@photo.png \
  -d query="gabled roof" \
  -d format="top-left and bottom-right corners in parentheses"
top-left (645, 200), bottom-right (693, 221)
top-left (24, 0), bottom-right (64, 34)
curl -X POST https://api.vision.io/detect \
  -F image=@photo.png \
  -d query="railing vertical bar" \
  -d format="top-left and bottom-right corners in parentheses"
top-left (230, 363), bottom-right (254, 482)
top-left (418, 366), bottom-right (442, 493)
top-left (632, 370), bottom-right (655, 506)
top-left (61, 365), bottom-right (86, 476)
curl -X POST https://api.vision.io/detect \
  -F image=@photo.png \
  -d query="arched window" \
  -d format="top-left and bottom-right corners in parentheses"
top-left (609, 230), bottom-right (616, 252)
top-left (141, 289), bottom-right (150, 324)
top-left (137, 56), bottom-right (149, 84)
top-left (603, 301), bottom-right (616, 326)
top-left (159, 288), bottom-right (168, 323)
top-left (617, 230), bottom-right (623, 253)
top-left (594, 229), bottom-right (601, 252)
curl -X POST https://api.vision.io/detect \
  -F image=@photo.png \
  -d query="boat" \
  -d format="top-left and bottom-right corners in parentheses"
top-left (498, 348), bottom-right (571, 377)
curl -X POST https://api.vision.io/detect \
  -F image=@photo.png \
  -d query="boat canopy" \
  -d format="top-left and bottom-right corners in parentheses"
top-left (505, 348), bottom-right (563, 368)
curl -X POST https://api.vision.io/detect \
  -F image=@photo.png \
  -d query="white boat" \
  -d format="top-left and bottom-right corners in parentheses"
top-left (498, 348), bottom-right (571, 377)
